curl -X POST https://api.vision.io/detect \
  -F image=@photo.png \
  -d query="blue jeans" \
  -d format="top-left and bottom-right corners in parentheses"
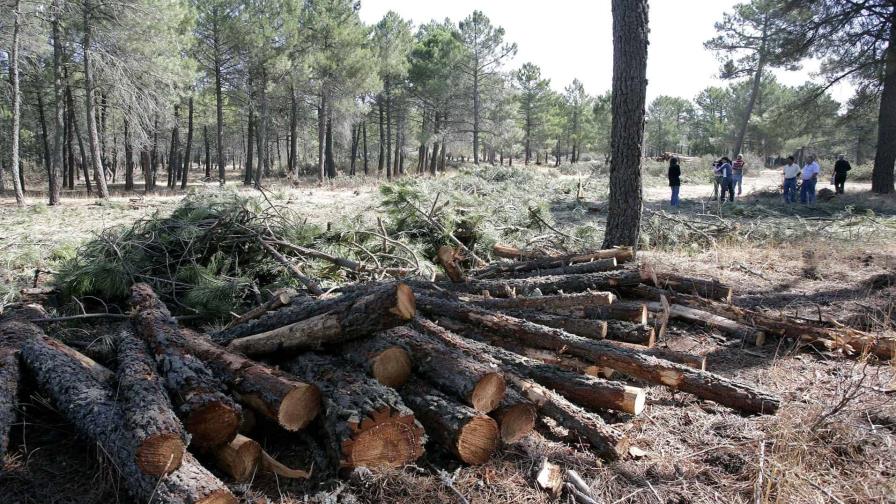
top-left (720, 177), bottom-right (735, 202)
top-left (671, 185), bottom-right (680, 207)
top-left (783, 178), bottom-right (797, 203)
top-left (800, 178), bottom-right (817, 204)
top-left (733, 172), bottom-right (743, 194)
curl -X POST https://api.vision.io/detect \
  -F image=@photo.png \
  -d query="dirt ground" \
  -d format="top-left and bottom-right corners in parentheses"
top-left (1, 164), bottom-right (895, 503)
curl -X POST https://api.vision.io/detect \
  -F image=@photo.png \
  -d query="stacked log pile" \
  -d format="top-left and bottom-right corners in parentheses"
top-left (2, 243), bottom-right (893, 502)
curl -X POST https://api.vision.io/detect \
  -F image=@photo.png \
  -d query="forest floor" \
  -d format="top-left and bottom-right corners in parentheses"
top-left (1, 162), bottom-right (895, 503)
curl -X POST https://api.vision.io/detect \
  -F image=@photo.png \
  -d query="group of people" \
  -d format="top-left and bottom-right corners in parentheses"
top-left (666, 153), bottom-right (853, 207)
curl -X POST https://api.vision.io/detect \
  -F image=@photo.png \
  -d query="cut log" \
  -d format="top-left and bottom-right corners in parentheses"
top-left (399, 379), bottom-right (499, 465)
top-left (410, 269), bottom-right (641, 298)
top-left (640, 267), bottom-right (733, 303)
top-left (605, 320), bottom-right (656, 346)
top-left (19, 329), bottom-right (236, 504)
top-left (467, 291), bottom-right (617, 311)
top-left (178, 329), bottom-right (321, 432)
top-left (129, 283), bottom-right (241, 449)
top-left (642, 301), bottom-right (765, 346)
top-left (609, 341), bottom-right (707, 371)
top-left (115, 328), bottom-right (188, 476)
top-left (577, 302), bottom-right (649, 324)
top-left (377, 326), bottom-right (506, 413)
top-left (0, 331), bottom-right (21, 459)
top-left (210, 433), bottom-right (310, 482)
top-left (503, 310), bottom-right (608, 341)
top-left (624, 284), bottom-right (895, 360)
top-left (223, 288), bottom-right (298, 330)
top-left (437, 246), bottom-right (465, 282)
top-left (213, 282), bottom-right (414, 344)
top-left (225, 283), bottom-right (416, 355)
top-left (493, 388), bottom-right (537, 443)
top-left (496, 258), bottom-right (620, 279)
top-left (415, 317), bottom-right (646, 415)
top-left (490, 244), bottom-right (634, 264)
top-left (339, 336), bottom-right (413, 388)
top-left (414, 319), bottom-right (627, 459)
top-left (416, 296), bottom-right (781, 415)
top-left (285, 353), bottom-right (425, 469)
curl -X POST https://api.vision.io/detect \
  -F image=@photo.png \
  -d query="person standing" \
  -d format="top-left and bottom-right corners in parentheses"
top-left (711, 160), bottom-right (723, 200)
top-left (782, 155), bottom-right (800, 203)
top-left (668, 156), bottom-right (681, 207)
top-left (800, 155), bottom-right (820, 204)
top-left (733, 154), bottom-right (746, 195)
top-left (833, 155), bottom-right (852, 194)
top-left (718, 157), bottom-right (735, 203)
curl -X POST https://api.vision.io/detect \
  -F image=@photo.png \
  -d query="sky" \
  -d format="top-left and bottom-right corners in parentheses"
top-left (358, 0), bottom-right (854, 105)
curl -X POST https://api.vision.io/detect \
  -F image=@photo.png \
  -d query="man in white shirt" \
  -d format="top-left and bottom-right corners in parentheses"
top-left (782, 155), bottom-right (800, 203)
top-left (800, 155), bottom-right (820, 204)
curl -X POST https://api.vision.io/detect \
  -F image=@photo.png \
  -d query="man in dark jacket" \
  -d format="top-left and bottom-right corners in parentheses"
top-left (833, 155), bottom-right (852, 194)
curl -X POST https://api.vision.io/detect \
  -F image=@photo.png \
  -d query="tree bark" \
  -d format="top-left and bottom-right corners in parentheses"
top-left (417, 296), bottom-right (781, 415)
top-left (8, 0), bottom-right (25, 206)
top-left (409, 269), bottom-right (641, 298)
top-left (603, 0), bottom-right (649, 248)
top-left (325, 117), bottom-right (336, 178)
top-left (204, 125), bottom-right (211, 179)
top-left (339, 336), bottom-right (413, 388)
top-left (733, 17), bottom-right (768, 157)
top-left (67, 84), bottom-right (91, 194)
top-left (385, 81), bottom-right (393, 180)
top-left (124, 119), bottom-right (135, 190)
top-left (129, 284), bottom-right (241, 449)
top-left (181, 96), bottom-right (194, 189)
top-left (245, 109), bottom-right (254, 186)
top-left (49, 4), bottom-right (65, 202)
top-left (177, 329), bottom-right (321, 431)
top-left (82, 0), bottom-right (109, 198)
top-left (285, 353), bottom-right (425, 469)
top-left (114, 328), bottom-right (188, 476)
top-left (225, 284), bottom-right (416, 355)
top-left (873, 16), bottom-right (896, 193)
top-left (318, 91), bottom-right (326, 183)
top-left (37, 89), bottom-right (54, 197)
top-left (488, 244), bottom-right (634, 264)
top-left (495, 258), bottom-right (620, 278)
top-left (362, 120), bottom-right (369, 175)
top-left (168, 104), bottom-right (180, 188)
top-left (503, 311), bottom-right (609, 341)
top-left (289, 85), bottom-right (298, 176)
top-left (399, 379), bottom-right (499, 465)
top-left (0, 330), bottom-right (22, 459)
top-left (640, 269), bottom-right (734, 302)
top-left (466, 291), bottom-right (617, 314)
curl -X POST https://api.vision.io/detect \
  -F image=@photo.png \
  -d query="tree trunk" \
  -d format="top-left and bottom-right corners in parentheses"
top-left (494, 258), bottom-right (619, 279)
top-left (377, 95), bottom-right (385, 173)
top-left (181, 96), bottom-right (194, 189)
top-left (19, 328), bottom-right (236, 503)
top-left (141, 150), bottom-right (151, 192)
top-left (317, 91), bottom-right (326, 183)
top-left (124, 119), bottom-right (134, 190)
top-left (362, 120), bottom-right (369, 175)
top-left (245, 109), bottom-right (254, 186)
top-left (430, 112), bottom-right (440, 176)
top-left (168, 104), bottom-right (180, 188)
top-left (503, 311), bottom-right (609, 341)
top-left (641, 270), bottom-right (733, 302)
top-left (473, 71), bottom-right (480, 164)
top-left (380, 326), bottom-right (506, 412)
top-left (67, 85), bottom-right (91, 194)
top-left (872, 17), bottom-right (896, 193)
top-left (409, 269), bottom-right (641, 298)
top-left (214, 33), bottom-right (225, 185)
top-left (733, 18), bottom-right (768, 158)
top-left (114, 329), bottom-right (188, 476)
top-left (8, 0), bottom-right (25, 206)
top-left (400, 379), bottom-right (499, 465)
top-left (603, 0), bottom-right (648, 249)
top-left (485, 245), bottom-right (634, 268)
top-left (385, 81), bottom-right (393, 180)
top-left (285, 353), bottom-right (425, 469)
top-left (258, 69), bottom-right (270, 179)
top-left (37, 90), bottom-right (54, 198)
top-left (467, 291), bottom-right (617, 313)
top-left (129, 284), bottom-right (241, 449)
top-left (213, 282), bottom-right (414, 345)
top-left (289, 85), bottom-right (298, 177)
top-left (82, 0), bottom-right (109, 198)
top-left (177, 329), bottom-right (321, 432)
top-left (416, 296), bottom-right (780, 415)
top-left (204, 125), bottom-right (211, 179)
top-left (325, 117), bottom-right (336, 178)
top-left (225, 284), bottom-right (416, 356)
top-left (50, 2), bottom-right (65, 202)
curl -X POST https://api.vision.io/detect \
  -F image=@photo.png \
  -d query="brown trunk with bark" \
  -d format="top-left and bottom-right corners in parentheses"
top-left (492, 258), bottom-right (620, 279)
top-left (465, 291), bottom-right (616, 312)
top-left (82, 0), bottom-right (109, 198)
top-left (409, 269), bottom-right (641, 298)
top-left (641, 269), bottom-right (733, 303)
top-left (129, 284), bottom-right (241, 448)
top-left (9, 0), bottom-right (25, 205)
top-left (504, 311), bottom-right (609, 341)
top-left (181, 96), bottom-right (194, 189)
top-left (399, 379), bottom-right (499, 465)
top-left (285, 353), bottom-right (425, 469)
top-left (488, 244), bottom-right (634, 265)
top-left (417, 296), bottom-right (780, 415)
top-left (339, 336), bottom-right (413, 388)
top-left (873, 17), bottom-right (896, 193)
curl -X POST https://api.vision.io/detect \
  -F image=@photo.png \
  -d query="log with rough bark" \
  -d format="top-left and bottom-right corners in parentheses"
top-left (377, 326), bottom-right (506, 413)
top-left (223, 288), bottom-right (298, 330)
top-left (339, 336), bottom-right (413, 387)
top-left (503, 310), bottom-right (608, 340)
top-left (417, 296), bottom-right (780, 415)
top-left (19, 329), bottom-right (236, 504)
top-left (572, 302), bottom-right (649, 324)
top-left (129, 283), bottom-right (241, 449)
top-left (490, 244), bottom-right (634, 264)
top-left (115, 328), bottom-right (188, 476)
top-left (467, 291), bottom-right (617, 312)
top-left (640, 267), bottom-right (733, 303)
top-left (642, 301), bottom-right (765, 346)
top-left (0, 328), bottom-right (22, 459)
top-left (437, 245), bottom-right (465, 282)
top-left (213, 282), bottom-right (414, 344)
top-left (224, 283), bottom-right (416, 355)
top-left (496, 258), bottom-right (620, 279)
top-left (605, 320), bottom-right (656, 346)
top-left (410, 269), bottom-right (641, 298)
top-left (492, 387), bottom-right (537, 443)
top-left (177, 329), bottom-right (321, 432)
top-left (399, 379), bottom-right (499, 465)
top-left (624, 284), bottom-right (895, 360)
top-left (285, 353), bottom-right (425, 469)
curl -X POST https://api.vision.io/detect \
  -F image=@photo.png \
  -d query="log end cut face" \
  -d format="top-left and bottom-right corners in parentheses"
top-left (212, 434), bottom-right (262, 482)
top-left (136, 433), bottom-right (187, 476)
top-left (370, 347), bottom-right (412, 388)
top-left (456, 415), bottom-right (499, 465)
top-left (344, 409), bottom-right (425, 469)
top-left (186, 402), bottom-right (241, 449)
top-left (196, 490), bottom-right (239, 504)
top-left (391, 284), bottom-right (416, 320)
top-left (496, 404), bottom-right (536, 444)
top-left (624, 386), bottom-right (647, 416)
top-left (278, 384), bottom-right (323, 431)
top-left (470, 372), bottom-right (506, 413)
